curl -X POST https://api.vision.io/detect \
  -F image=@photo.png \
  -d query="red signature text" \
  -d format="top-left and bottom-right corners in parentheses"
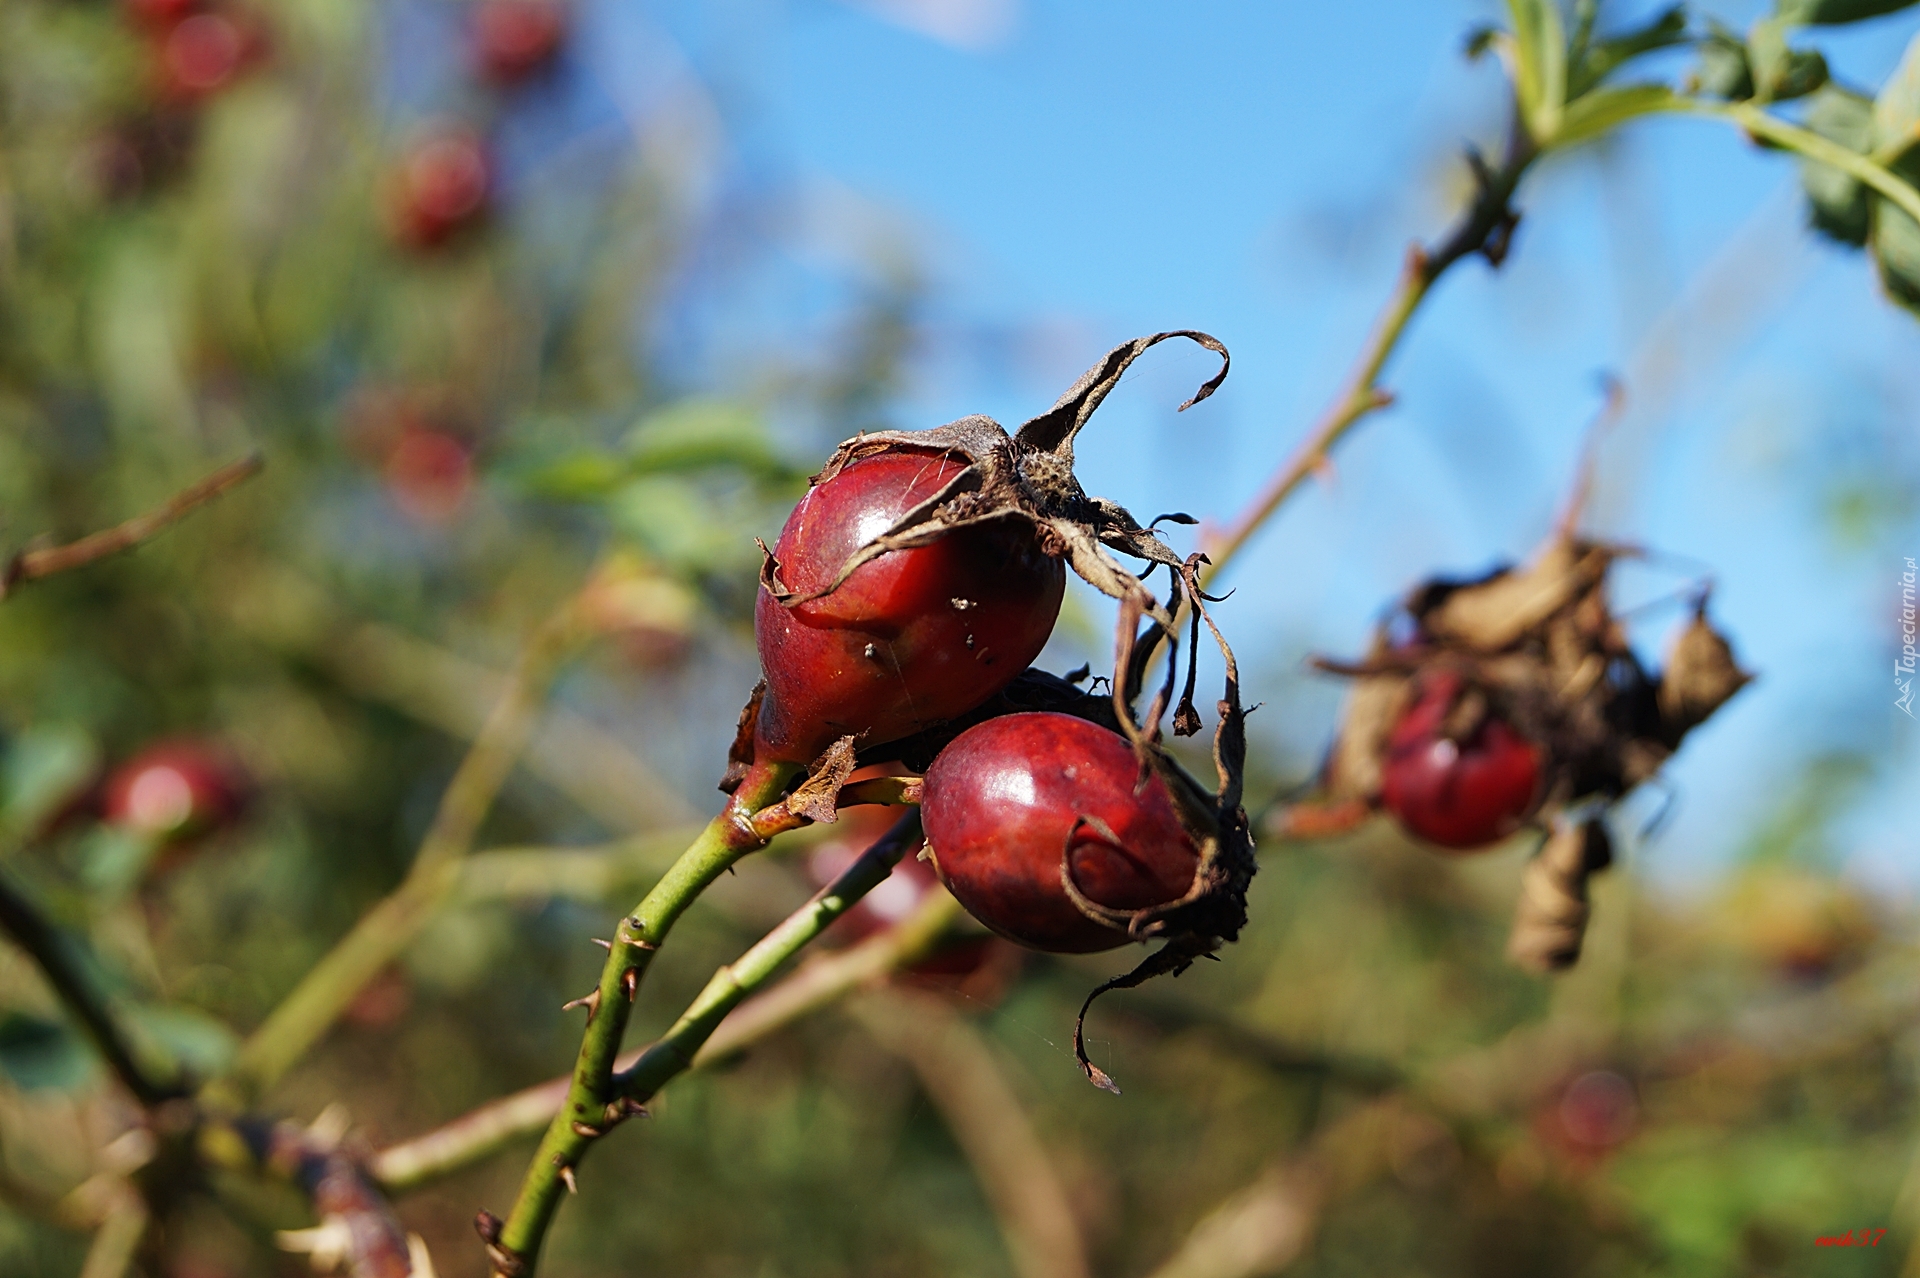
top-left (1816, 1229), bottom-right (1886, 1247)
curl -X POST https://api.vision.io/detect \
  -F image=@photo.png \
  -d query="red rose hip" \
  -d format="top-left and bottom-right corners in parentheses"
top-left (471, 0), bottom-right (568, 85)
top-left (753, 449), bottom-right (1064, 763)
top-left (1380, 671), bottom-right (1542, 850)
top-left (103, 740), bottom-right (247, 844)
top-left (921, 712), bottom-right (1201, 953)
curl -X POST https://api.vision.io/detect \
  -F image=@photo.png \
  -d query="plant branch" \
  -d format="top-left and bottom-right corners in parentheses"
top-left (1684, 99), bottom-right (1920, 228)
top-left (0, 871), bottom-right (182, 1107)
top-left (371, 889), bottom-right (965, 1194)
top-left (485, 805), bottom-right (920, 1275)
top-left (206, 604), bottom-right (588, 1109)
top-left (0, 453), bottom-right (263, 600)
top-left (854, 989), bottom-right (1091, 1278)
top-left (76, 1192), bottom-right (149, 1278)
top-left (1203, 131), bottom-right (1533, 574)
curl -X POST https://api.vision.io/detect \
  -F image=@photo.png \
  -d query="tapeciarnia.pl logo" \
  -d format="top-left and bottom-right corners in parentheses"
top-left (1899, 556), bottom-right (1916, 719)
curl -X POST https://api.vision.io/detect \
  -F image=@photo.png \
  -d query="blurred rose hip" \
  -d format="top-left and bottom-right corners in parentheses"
top-left (1380, 670), bottom-right (1541, 850)
top-left (384, 427), bottom-right (475, 525)
top-left (389, 128), bottom-right (491, 249)
top-left (104, 740), bottom-right (248, 844)
top-left (471, 0), bottom-right (568, 85)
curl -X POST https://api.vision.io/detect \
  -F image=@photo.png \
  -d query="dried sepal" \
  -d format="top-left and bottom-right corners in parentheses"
top-left (718, 679), bottom-right (766, 794)
top-left (1507, 817), bottom-right (1613, 974)
top-left (784, 735), bottom-right (860, 825)
top-left (1064, 552), bottom-right (1257, 1092)
top-left (763, 332), bottom-right (1227, 617)
top-left (754, 334), bottom-right (1254, 1084)
top-left (1300, 523), bottom-right (1749, 975)
top-left (1657, 599), bottom-right (1752, 739)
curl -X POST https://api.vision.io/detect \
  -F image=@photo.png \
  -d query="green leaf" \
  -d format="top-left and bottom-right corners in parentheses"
top-left (517, 452), bottom-right (632, 501)
top-left (0, 1013), bottom-right (93, 1092)
top-left (1554, 84), bottom-right (1679, 149)
top-left (1508, 0), bottom-right (1569, 144)
top-left (1748, 20), bottom-right (1831, 102)
top-left (0, 725), bottom-right (99, 844)
top-left (125, 1004), bottom-right (236, 1079)
top-left (514, 400), bottom-right (801, 502)
top-left (624, 400), bottom-right (798, 483)
top-left (1875, 29), bottom-right (1920, 168)
top-left (1568, 4), bottom-right (1687, 100)
top-left (1694, 24), bottom-right (1756, 101)
top-left (1873, 31), bottom-right (1920, 309)
top-left (1801, 85), bottom-right (1876, 245)
top-left (1776, 0), bottom-right (1917, 25)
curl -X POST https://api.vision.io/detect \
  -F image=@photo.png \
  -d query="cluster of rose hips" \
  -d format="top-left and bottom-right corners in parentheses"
top-left (1295, 533), bottom-right (1750, 971)
top-left (387, 2), bottom-right (570, 251)
top-left (739, 333), bottom-right (1254, 1086)
top-left (123, 0), bottom-right (267, 104)
top-left (83, 0), bottom-right (267, 200)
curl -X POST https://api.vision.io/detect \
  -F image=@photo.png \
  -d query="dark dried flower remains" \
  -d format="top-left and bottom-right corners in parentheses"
top-left (1300, 530), bottom-right (1751, 971)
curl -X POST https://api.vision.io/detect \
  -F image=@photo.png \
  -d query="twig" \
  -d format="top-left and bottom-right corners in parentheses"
top-left (1203, 129), bottom-right (1533, 573)
top-left (371, 889), bottom-right (965, 1193)
top-left (206, 604), bottom-right (588, 1109)
top-left (0, 453), bottom-right (263, 600)
top-left (0, 871), bottom-right (182, 1107)
top-left (1690, 100), bottom-right (1920, 229)
top-left (854, 989), bottom-right (1092, 1278)
top-left (76, 1192), bottom-right (150, 1278)
top-left (486, 807), bottom-right (922, 1274)
top-left (221, 569), bottom-right (696, 834)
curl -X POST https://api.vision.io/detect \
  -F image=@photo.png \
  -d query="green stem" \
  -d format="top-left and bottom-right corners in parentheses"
top-left (612, 810), bottom-right (925, 1103)
top-left (371, 887), bottom-right (962, 1194)
top-left (205, 606), bottom-right (584, 1110)
top-left (0, 871), bottom-right (181, 1106)
top-left (486, 758), bottom-right (805, 1272)
top-left (1681, 100), bottom-right (1920, 229)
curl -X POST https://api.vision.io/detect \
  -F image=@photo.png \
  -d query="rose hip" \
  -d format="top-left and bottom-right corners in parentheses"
top-left (921, 712), bottom-right (1200, 953)
top-left (752, 449), bottom-right (1064, 764)
top-left (1379, 671), bottom-right (1541, 850)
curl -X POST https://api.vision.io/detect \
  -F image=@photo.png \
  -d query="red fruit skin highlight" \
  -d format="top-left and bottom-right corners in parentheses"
top-left (921, 712), bottom-right (1201, 953)
top-left (103, 740), bottom-right (247, 843)
top-left (1379, 672), bottom-right (1542, 850)
top-left (752, 450), bottom-right (1064, 764)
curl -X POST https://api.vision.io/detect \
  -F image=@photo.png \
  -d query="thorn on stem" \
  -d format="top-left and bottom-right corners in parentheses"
top-left (591, 938), bottom-right (612, 951)
top-left (620, 967), bottom-right (639, 1002)
top-left (558, 1164), bottom-right (578, 1195)
top-left (474, 1212), bottom-right (528, 1278)
top-left (570, 1120), bottom-right (605, 1139)
top-left (561, 989), bottom-right (602, 1025)
top-left (602, 1095), bottom-right (649, 1126)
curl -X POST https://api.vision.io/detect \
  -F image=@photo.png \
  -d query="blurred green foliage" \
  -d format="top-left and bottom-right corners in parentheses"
top-left (1, 2), bottom-right (1917, 1278)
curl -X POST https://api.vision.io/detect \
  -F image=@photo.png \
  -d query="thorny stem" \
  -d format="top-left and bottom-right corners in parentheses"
top-left (206, 604), bottom-right (588, 1110)
top-left (371, 889), bottom-right (964, 1193)
top-left (0, 871), bottom-right (183, 1107)
top-left (0, 453), bottom-right (263, 600)
top-left (491, 798), bottom-right (917, 1266)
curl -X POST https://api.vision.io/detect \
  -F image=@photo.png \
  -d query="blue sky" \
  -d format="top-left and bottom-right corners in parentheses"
top-left (549, 0), bottom-right (1920, 886)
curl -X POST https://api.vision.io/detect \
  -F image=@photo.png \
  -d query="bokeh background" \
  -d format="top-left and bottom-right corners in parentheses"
top-left (2, 0), bottom-right (1918, 1275)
